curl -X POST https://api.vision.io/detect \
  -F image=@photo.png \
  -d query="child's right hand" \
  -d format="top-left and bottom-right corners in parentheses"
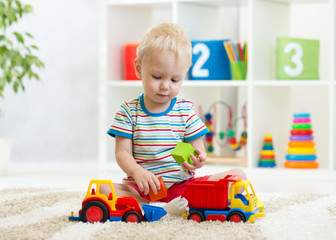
top-left (132, 167), bottom-right (161, 195)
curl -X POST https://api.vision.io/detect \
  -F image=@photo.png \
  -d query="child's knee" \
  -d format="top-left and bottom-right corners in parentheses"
top-left (208, 167), bottom-right (246, 182)
top-left (232, 168), bottom-right (247, 180)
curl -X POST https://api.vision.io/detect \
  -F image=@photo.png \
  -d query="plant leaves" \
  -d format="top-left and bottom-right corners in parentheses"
top-left (0, 45), bottom-right (8, 54)
top-left (0, 77), bottom-right (4, 88)
top-left (5, 71), bottom-right (12, 83)
top-left (14, 32), bottom-right (24, 44)
top-left (13, 80), bottom-right (19, 92)
top-left (5, 38), bottom-right (13, 46)
top-left (25, 32), bottom-right (33, 39)
top-left (15, 1), bottom-right (22, 18)
top-left (0, 0), bottom-right (44, 99)
top-left (23, 5), bottom-right (33, 14)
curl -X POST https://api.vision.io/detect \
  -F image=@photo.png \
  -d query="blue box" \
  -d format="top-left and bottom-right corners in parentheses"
top-left (190, 40), bottom-right (231, 80)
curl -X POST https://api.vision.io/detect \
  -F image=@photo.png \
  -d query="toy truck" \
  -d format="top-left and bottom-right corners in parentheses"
top-left (69, 179), bottom-right (166, 223)
top-left (181, 175), bottom-right (265, 223)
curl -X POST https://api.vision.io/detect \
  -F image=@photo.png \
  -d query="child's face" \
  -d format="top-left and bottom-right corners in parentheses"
top-left (135, 50), bottom-right (190, 110)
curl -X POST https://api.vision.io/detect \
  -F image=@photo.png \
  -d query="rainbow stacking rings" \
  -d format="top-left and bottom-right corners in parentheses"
top-left (258, 134), bottom-right (276, 167)
top-left (284, 113), bottom-right (318, 169)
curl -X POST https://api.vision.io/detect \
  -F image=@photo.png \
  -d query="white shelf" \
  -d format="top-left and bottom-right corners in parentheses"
top-left (107, 80), bottom-right (249, 87)
top-left (178, 0), bottom-right (248, 7)
top-left (107, 80), bottom-right (331, 88)
top-left (107, 81), bottom-right (142, 87)
top-left (107, 0), bottom-right (172, 6)
top-left (265, 0), bottom-right (329, 4)
top-left (99, 0), bottom-right (336, 173)
top-left (107, 0), bottom-right (248, 7)
top-left (183, 80), bottom-right (248, 87)
top-left (252, 80), bottom-right (331, 87)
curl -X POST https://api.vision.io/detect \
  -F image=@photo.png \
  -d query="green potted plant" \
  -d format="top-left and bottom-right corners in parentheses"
top-left (0, 0), bottom-right (44, 174)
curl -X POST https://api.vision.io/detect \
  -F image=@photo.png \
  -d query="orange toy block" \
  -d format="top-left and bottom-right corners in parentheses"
top-left (149, 177), bottom-right (167, 201)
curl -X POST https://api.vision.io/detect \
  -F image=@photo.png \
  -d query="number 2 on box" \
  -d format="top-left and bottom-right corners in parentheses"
top-left (284, 42), bottom-right (303, 77)
top-left (192, 43), bottom-right (210, 78)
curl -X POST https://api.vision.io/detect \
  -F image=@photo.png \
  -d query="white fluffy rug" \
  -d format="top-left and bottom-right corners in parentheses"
top-left (1, 188), bottom-right (336, 240)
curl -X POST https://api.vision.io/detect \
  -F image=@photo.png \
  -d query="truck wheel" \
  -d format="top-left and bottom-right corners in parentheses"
top-left (228, 211), bottom-right (246, 223)
top-left (188, 211), bottom-right (205, 223)
top-left (122, 211), bottom-right (141, 223)
top-left (81, 201), bottom-right (109, 223)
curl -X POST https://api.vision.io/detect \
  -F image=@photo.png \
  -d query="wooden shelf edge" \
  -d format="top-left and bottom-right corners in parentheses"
top-left (206, 155), bottom-right (247, 167)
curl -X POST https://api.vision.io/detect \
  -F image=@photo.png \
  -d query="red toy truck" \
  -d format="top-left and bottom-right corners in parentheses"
top-left (181, 175), bottom-right (265, 223)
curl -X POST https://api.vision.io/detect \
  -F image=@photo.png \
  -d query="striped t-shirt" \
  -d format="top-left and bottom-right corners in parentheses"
top-left (107, 94), bottom-right (208, 188)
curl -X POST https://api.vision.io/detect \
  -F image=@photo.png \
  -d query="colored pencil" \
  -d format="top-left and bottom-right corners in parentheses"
top-left (229, 41), bottom-right (238, 62)
top-left (224, 41), bottom-right (234, 62)
top-left (237, 42), bottom-right (244, 61)
top-left (244, 42), bottom-right (248, 61)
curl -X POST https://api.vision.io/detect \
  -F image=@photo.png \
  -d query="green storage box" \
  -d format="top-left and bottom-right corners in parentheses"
top-left (276, 37), bottom-right (319, 80)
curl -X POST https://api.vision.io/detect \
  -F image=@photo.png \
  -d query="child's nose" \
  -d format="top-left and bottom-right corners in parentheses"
top-left (160, 80), bottom-right (169, 90)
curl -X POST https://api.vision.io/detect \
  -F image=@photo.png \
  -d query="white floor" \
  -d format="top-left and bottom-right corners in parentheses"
top-left (1, 161), bottom-right (336, 195)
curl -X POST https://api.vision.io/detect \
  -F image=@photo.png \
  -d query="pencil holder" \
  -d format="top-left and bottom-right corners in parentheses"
top-left (230, 61), bottom-right (247, 80)
top-left (276, 37), bottom-right (319, 80)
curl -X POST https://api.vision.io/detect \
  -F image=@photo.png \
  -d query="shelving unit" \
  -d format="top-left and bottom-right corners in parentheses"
top-left (99, 0), bottom-right (336, 175)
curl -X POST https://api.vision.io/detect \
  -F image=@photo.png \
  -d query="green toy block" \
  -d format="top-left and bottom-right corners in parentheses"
top-left (171, 142), bottom-right (198, 165)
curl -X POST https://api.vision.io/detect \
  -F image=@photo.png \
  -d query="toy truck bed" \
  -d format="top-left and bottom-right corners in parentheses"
top-left (181, 175), bottom-right (241, 209)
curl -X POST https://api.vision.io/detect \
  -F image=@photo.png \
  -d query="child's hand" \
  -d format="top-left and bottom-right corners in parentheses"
top-left (181, 149), bottom-right (206, 171)
top-left (132, 167), bottom-right (161, 195)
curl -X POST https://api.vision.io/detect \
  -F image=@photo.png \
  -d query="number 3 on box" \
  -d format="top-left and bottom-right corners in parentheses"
top-left (284, 42), bottom-right (303, 77)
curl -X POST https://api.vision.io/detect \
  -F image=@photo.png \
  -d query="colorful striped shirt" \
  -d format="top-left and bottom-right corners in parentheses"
top-left (107, 94), bottom-right (208, 188)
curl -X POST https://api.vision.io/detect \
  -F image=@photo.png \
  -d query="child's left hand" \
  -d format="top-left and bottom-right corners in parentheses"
top-left (181, 149), bottom-right (206, 170)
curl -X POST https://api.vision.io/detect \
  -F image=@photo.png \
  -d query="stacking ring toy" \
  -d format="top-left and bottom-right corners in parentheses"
top-left (260, 154), bottom-right (275, 159)
top-left (288, 141), bottom-right (315, 148)
top-left (261, 150), bottom-right (274, 155)
top-left (259, 162), bottom-right (276, 167)
top-left (258, 158), bottom-right (275, 163)
top-left (290, 129), bottom-right (313, 135)
top-left (285, 113), bottom-right (318, 169)
top-left (262, 146), bottom-right (274, 150)
top-left (293, 118), bottom-right (311, 123)
top-left (293, 113), bottom-right (310, 118)
top-left (284, 161), bottom-right (318, 169)
top-left (287, 148), bottom-right (316, 154)
top-left (290, 135), bottom-right (313, 141)
top-left (285, 154), bottom-right (317, 161)
top-left (292, 124), bottom-right (311, 130)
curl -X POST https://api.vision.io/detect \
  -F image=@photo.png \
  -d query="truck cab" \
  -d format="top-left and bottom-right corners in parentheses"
top-left (84, 180), bottom-right (118, 210)
top-left (79, 180), bottom-right (143, 223)
top-left (230, 180), bottom-right (265, 223)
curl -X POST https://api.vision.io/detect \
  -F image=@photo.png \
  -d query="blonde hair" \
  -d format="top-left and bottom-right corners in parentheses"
top-left (137, 22), bottom-right (192, 67)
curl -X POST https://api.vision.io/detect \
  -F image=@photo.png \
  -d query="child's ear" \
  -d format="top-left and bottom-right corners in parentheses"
top-left (134, 58), bottom-right (142, 79)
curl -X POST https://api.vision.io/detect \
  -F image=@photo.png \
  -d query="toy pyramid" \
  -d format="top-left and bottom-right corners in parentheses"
top-left (258, 134), bottom-right (276, 167)
top-left (284, 113), bottom-right (318, 168)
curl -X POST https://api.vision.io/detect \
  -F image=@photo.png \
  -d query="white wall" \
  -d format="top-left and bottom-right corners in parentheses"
top-left (0, 0), bottom-right (99, 163)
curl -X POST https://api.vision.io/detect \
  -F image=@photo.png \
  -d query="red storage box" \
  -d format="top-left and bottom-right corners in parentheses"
top-left (124, 43), bottom-right (140, 80)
